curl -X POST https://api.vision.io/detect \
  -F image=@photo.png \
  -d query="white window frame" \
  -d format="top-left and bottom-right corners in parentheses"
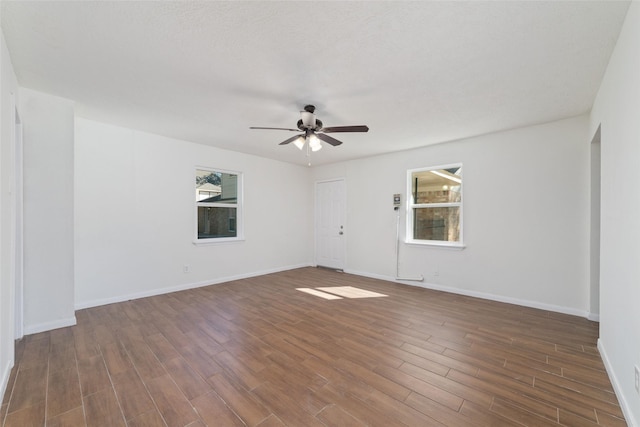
top-left (194, 166), bottom-right (244, 245)
top-left (406, 163), bottom-right (464, 248)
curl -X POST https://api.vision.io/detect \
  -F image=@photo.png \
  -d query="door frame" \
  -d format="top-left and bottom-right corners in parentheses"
top-left (314, 178), bottom-right (347, 270)
top-left (589, 125), bottom-right (601, 321)
top-left (11, 95), bottom-right (24, 339)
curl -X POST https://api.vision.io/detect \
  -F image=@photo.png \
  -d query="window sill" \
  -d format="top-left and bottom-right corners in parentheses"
top-left (405, 240), bottom-right (466, 250)
top-left (193, 237), bottom-right (245, 246)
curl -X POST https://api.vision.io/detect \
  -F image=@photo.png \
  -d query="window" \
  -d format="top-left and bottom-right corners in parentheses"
top-left (196, 168), bottom-right (243, 242)
top-left (407, 164), bottom-right (463, 246)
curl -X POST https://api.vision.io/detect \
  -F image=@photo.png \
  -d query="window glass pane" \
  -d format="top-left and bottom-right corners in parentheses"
top-left (411, 167), bottom-right (461, 204)
top-left (196, 169), bottom-right (237, 204)
top-left (413, 207), bottom-right (460, 242)
top-left (198, 206), bottom-right (237, 239)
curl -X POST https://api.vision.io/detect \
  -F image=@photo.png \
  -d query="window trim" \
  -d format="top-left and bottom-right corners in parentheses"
top-left (406, 163), bottom-right (464, 248)
top-left (194, 166), bottom-right (244, 245)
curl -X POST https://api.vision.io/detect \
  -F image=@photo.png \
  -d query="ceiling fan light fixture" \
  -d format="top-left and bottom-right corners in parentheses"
top-left (309, 134), bottom-right (322, 151)
top-left (250, 104), bottom-right (368, 161)
top-left (293, 136), bottom-right (305, 150)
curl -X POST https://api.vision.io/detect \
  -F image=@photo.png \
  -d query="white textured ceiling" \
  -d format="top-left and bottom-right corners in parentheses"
top-left (0, 1), bottom-right (630, 166)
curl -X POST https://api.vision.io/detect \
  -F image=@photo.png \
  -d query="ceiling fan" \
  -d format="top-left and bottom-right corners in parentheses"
top-left (250, 105), bottom-right (369, 160)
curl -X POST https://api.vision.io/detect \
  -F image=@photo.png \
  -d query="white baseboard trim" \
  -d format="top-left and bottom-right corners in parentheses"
top-left (344, 269), bottom-right (592, 319)
top-left (598, 339), bottom-right (635, 427)
top-left (23, 315), bottom-right (77, 336)
top-left (1, 358), bottom-right (14, 410)
top-left (75, 263), bottom-right (313, 311)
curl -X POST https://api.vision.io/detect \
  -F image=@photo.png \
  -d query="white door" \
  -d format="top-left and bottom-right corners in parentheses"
top-left (315, 179), bottom-right (346, 270)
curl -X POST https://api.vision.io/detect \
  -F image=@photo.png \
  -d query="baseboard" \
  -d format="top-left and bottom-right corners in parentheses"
top-left (344, 269), bottom-right (592, 319)
top-left (598, 339), bottom-right (635, 427)
top-left (72, 263), bottom-right (591, 324)
top-left (343, 269), bottom-right (395, 283)
top-left (1, 358), bottom-right (14, 410)
top-left (23, 316), bottom-right (77, 336)
top-left (75, 263), bottom-right (313, 310)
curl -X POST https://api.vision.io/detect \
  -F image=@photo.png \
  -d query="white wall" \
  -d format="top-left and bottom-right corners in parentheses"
top-left (590, 2), bottom-right (640, 424)
top-left (0, 26), bottom-right (18, 405)
top-left (74, 118), bottom-right (313, 308)
top-left (313, 114), bottom-right (592, 317)
top-left (19, 88), bottom-right (76, 334)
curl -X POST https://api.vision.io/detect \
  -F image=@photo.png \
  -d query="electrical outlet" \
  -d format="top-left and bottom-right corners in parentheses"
top-left (183, 265), bottom-right (190, 273)
top-left (635, 365), bottom-right (639, 393)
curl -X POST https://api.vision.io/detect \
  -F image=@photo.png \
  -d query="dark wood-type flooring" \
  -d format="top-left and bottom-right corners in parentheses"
top-left (1, 267), bottom-right (626, 426)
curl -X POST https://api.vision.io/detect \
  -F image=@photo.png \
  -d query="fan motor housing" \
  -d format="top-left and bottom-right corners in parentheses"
top-left (297, 118), bottom-right (323, 131)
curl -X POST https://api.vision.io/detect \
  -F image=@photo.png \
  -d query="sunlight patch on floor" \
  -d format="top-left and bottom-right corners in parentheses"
top-left (297, 286), bottom-right (388, 299)
top-left (296, 288), bottom-right (343, 299)
top-left (318, 286), bottom-right (388, 298)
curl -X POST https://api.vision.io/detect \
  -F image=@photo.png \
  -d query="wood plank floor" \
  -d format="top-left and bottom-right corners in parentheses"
top-left (0, 267), bottom-right (626, 426)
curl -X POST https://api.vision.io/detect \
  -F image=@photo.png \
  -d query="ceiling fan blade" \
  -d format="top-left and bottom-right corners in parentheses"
top-left (321, 125), bottom-right (369, 133)
top-left (317, 133), bottom-right (343, 147)
top-left (250, 126), bottom-right (299, 132)
top-left (279, 134), bottom-right (304, 145)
